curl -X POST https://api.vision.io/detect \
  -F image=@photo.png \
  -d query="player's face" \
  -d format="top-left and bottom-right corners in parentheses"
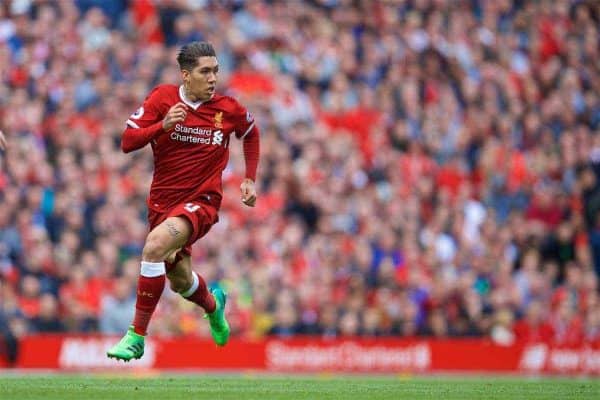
top-left (185, 56), bottom-right (219, 102)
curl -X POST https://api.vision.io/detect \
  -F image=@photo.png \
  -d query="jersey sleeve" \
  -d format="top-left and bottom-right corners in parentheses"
top-left (121, 86), bottom-right (167, 153)
top-left (233, 101), bottom-right (256, 140)
top-left (125, 86), bottom-right (165, 129)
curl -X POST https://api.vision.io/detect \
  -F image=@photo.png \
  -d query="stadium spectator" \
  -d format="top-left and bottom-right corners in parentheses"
top-left (29, 293), bottom-right (65, 333)
top-left (99, 276), bottom-right (135, 335)
top-left (513, 299), bottom-right (554, 343)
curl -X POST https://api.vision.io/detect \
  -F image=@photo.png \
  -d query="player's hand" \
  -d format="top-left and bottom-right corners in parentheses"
top-left (0, 130), bottom-right (6, 151)
top-left (162, 102), bottom-right (188, 131)
top-left (240, 178), bottom-right (257, 207)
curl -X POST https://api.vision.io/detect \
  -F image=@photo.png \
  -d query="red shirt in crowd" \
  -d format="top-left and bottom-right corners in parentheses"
top-left (513, 318), bottom-right (555, 343)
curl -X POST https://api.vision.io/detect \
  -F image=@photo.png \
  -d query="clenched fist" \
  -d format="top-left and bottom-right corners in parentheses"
top-left (162, 102), bottom-right (188, 131)
top-left (240, 178), bottom-right (257, 207)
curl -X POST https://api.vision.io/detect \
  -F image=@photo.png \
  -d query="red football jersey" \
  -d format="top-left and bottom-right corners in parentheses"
top-left (125, 84), bottom-right (255, 212)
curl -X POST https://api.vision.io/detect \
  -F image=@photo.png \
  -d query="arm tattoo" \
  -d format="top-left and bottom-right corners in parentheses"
top-left (165, 221), bottom-right (180, 237)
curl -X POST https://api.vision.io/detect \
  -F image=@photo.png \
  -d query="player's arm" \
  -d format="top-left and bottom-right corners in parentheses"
top-left (240, 124), bottom-right (259, 207)
top-left (121, 121), bottom-right (164, 153)
top-left (0, 130), bottom-right (6, 151)
top-left (233, 102), bottom-right (260, 207)
top-left (121, 99), bottom-right (188, 153)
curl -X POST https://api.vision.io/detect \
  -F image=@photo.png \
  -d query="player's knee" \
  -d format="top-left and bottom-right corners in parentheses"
top-left (168, 278), bottom-right (183, 293)
top-left (168, 274), bottom-right (191, 293)
top-left (142, 233), bottom-right (170, 262)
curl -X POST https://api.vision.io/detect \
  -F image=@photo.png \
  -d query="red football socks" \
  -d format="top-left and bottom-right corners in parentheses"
top-left (181, 271), bottom-right (216, 313)
top-left (132, 261), bottom-right (166, 336)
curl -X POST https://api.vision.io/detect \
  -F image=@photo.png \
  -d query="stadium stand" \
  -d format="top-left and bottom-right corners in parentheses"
top-left (0, 0), bottom-right (599, 366)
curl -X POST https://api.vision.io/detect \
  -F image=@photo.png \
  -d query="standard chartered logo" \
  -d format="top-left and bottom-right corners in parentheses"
top-left (212, 130), bottom-right (223, 145)
top-left (171, 124), bottom-right (226, 146)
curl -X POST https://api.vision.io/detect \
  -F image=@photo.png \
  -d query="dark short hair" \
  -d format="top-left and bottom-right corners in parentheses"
top-left (176, 42), bottom-right (217, 71)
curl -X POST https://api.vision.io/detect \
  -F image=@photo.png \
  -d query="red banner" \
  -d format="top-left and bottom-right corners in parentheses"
top-left (5, 335), bottom-right (600, 374)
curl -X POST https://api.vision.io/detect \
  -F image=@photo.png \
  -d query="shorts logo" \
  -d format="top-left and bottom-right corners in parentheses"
top-left (214, 112), bottom-right (223, 128)
top-left (184, 203), bottom-right (200, 213)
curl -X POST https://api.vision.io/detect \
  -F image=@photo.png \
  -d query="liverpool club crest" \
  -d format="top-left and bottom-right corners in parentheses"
top-left (214, 112), bottom-right (223, 128)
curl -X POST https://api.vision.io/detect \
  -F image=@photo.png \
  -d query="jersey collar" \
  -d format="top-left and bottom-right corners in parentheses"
top-left (179, 85), bottom-right (208, 110)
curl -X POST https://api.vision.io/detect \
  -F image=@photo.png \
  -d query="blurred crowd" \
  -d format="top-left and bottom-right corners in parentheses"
top-left (2, 0), bottom-right (600, 364)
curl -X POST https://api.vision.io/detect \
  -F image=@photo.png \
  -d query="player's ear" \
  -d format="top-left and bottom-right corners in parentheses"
top-left (181, 69), bottom-right (190, 84)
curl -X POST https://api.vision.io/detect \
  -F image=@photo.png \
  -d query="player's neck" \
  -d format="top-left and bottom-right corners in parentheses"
top-left (184, 87), bottom-right (199, 102)
top-left (184, 87), bottom-right (210, 103)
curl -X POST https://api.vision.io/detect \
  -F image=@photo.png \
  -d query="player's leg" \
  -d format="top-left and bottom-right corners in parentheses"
top-left (133, 216), bottom-right (191, 332)
top-left (165, 247), bottom-right (182, 265)
top-left (167, 255), bottom-right (215, 314)
top-left (107, 216), bottom-right (191, 361)
top-left (166, 254), bottom-right (230, 346)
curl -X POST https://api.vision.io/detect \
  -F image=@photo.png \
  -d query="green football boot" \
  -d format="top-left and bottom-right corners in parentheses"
top-left (106, 326), bottom-right (145, 361)
top-left (204, 287), bottom-right (230, 346)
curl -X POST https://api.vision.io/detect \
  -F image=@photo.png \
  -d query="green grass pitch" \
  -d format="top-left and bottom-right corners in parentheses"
top-left (0, 374), bottom-right (598, 400)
